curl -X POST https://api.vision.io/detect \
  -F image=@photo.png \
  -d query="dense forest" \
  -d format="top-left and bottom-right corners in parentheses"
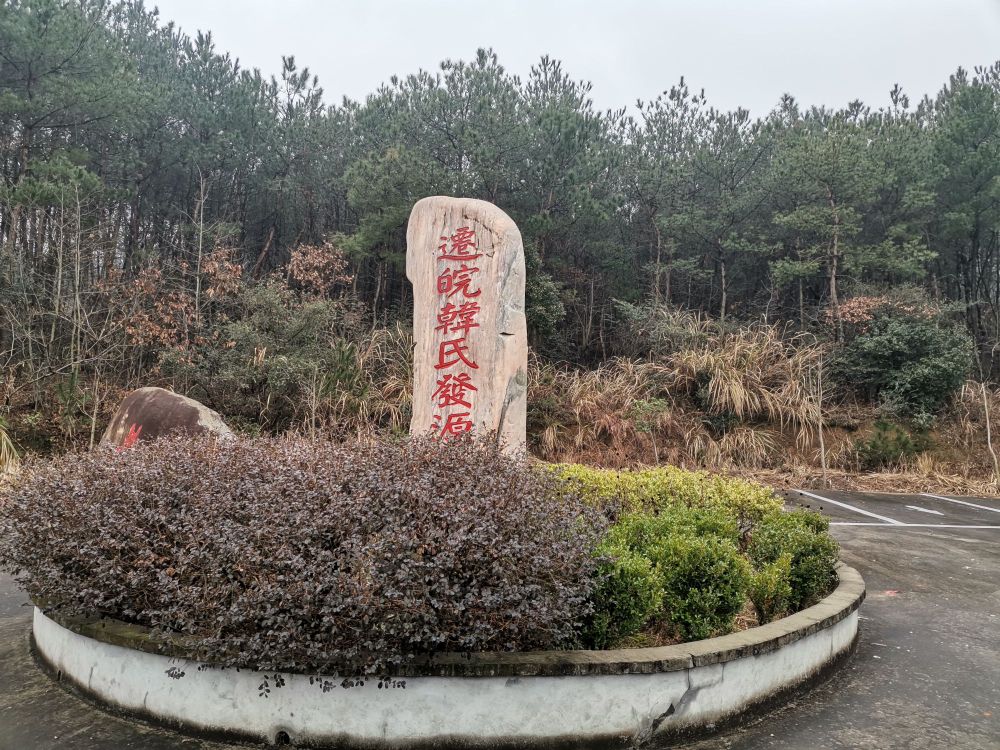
top-left (2, 1), bottom-right (1000, 487)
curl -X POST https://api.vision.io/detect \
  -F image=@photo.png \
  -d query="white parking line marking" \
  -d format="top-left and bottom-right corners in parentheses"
top-left (920, 493), bottom-right (1000, 515)
top-left (796, 490), bottom-right (904, 525)
top-left (831, 523), bottom-right (1000, 528)
top-left (905, 505), bottom-right (945, 516)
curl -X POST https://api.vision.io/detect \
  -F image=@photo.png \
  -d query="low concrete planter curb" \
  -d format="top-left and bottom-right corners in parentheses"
top-left (33, 563), bottom-right (864, 748)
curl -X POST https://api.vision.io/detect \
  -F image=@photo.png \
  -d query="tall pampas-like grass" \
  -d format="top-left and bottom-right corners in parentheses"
top-left (0, 416), bottom-right (19, 479)
top-left (527, 321), bottom-right (829, 470)
top-left (528, 356), bottom-right (684, 466)
top-left (319, 323), bottom-right (414, 437)
top-left (670, 323), bottom-right (826, 448)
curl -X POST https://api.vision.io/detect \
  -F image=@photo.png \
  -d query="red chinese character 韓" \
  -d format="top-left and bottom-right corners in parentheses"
top-left (435, 300), bottom-right (481, 335)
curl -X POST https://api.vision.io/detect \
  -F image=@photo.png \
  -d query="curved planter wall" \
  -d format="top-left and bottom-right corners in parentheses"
top-left (33, 563), bottom-right (864, 748)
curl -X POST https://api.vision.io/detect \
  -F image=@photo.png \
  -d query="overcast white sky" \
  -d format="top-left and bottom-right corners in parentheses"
top-left (151, 0), bottom-right (1000, 116)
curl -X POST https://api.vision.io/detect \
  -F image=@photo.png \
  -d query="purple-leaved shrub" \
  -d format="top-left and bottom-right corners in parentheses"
top-left (0, 434), bottom-right (602, 673)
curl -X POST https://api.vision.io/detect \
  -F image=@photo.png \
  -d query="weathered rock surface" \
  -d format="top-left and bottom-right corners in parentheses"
top-left (99, 387), bottom-right (232, 448)
top-left (406, 196), bottom-right (527, 452)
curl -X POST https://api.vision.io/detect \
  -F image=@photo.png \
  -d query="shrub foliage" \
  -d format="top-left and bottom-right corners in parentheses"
top-left (0, 435), bottom-right (601, 672)
top-left (0, 441), bottom-right (841, 662)
top-left (561, 465), bottom-right (838, 646)
top-left (834, 312), bottom-right (973, 422)
top-left (586, 548), bottom-right (663, 649)
top-left (747, 510), bottom-right (839, 612)
top-left (748, 555), bottom-right (794, 624)
top-left (852, 420), bottom-right (931, 470)
top-left (656, 534), bottom-right (750, 641)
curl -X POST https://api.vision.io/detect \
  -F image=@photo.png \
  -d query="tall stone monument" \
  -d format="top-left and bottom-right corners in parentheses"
top-left (406, 196), bottom-right (527, 452)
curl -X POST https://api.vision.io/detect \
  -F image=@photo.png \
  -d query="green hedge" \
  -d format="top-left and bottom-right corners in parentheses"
top-left (747, 509), bottom-right (840, 613)
top-left (550, 463), bottom-right (782, 523)
top-left (656, 534), bottom-right (750, 641)
top-left (558, 464), bottom-right (839, 647)
top-left (586, 547), bottom-right (663, 648)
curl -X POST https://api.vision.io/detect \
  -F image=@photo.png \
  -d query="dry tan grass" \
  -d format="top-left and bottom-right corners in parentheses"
top-left (529, 356), bottom-right (684, 466)
top-left (526, 322), bottom-right (1000, 493)
top-left (946, 381), bottom-right (1000, 481)
top-left (613, 302), bottom-right (720, 356)
top-left (328, 323), bottom-right (413, 437)
top-left (529, 322), bottom-right (828, 470)
top-left (0, 417), bottom-right (18, 479)
top-left (717, 427), bottom-right (780, 468)
top-left (670, 324), bottom-right (825, 448)
top-left (357, 323), bottom-right (413, 433)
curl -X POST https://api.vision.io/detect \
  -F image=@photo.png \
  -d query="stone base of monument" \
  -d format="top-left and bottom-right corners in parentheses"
top-left (32, 564), bottom-right (864, 748)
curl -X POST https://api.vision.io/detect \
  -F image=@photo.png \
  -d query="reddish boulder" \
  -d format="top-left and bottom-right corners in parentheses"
top-left (100, 387), bottom-right (232, 448)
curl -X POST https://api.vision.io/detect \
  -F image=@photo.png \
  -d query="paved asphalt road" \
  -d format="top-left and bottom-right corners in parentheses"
top-left (1, 489), bottom-right (998, 749)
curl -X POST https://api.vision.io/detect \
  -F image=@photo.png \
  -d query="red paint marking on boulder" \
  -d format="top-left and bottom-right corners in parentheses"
top-left (100, 387), bottom-right (231, 448)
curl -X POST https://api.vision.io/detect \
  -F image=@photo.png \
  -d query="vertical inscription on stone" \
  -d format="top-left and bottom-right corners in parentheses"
top-left (406, 197), bottom-right (527, 452)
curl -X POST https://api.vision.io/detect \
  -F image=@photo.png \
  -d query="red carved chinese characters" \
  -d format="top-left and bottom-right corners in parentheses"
top-left (435, 338), bottom-right (478, 370)
top-left (432, 411), bottom-right (475, 436)
top-left (436, 265), bottom-right (481, 298)
top-left (438, 226), bottom-right (481, 261)
top-left (433, 373), bottom-right (477, 409)
top-left (436, 301), bottom-right (480, 335)
top-left (432, 227), bottom-right (481, 437)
